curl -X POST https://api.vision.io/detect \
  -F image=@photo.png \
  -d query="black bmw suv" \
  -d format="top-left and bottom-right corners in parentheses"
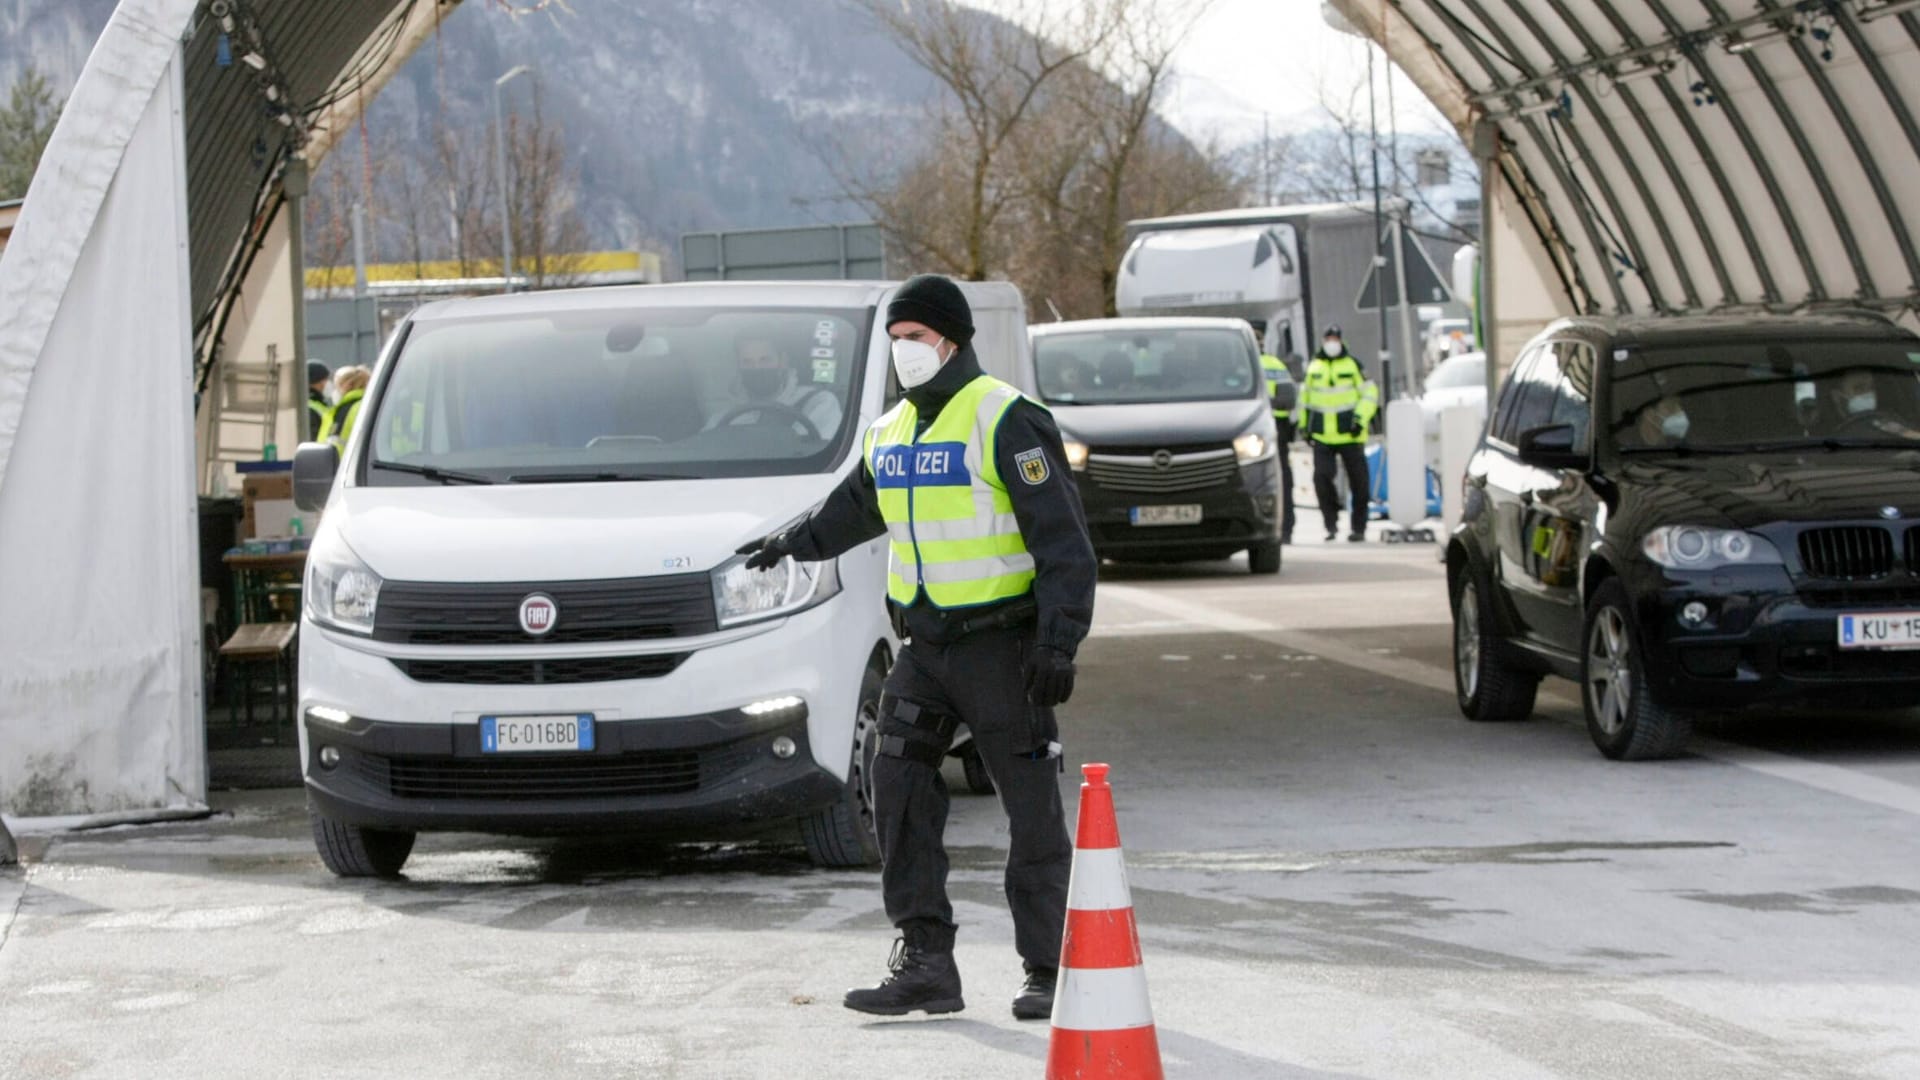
top-left (1448, 313), bottom-right (1920, 759)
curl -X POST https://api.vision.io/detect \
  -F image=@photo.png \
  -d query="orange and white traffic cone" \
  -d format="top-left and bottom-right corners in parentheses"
top-left (1046, 763), bottom-right (1164, 1080)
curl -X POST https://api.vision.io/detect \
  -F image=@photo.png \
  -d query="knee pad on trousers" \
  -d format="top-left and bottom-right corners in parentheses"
top-left (876, 699), bottom-right (956, 768)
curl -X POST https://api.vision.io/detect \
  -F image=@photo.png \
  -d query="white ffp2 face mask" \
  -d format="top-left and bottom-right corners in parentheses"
top-left (892, 336), bottom-right (946, 389)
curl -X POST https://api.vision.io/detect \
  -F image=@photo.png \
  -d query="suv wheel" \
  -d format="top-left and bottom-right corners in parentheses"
top-left (1453, 566), bottom-right (1539, 722)
top-left (799, 663), bottom-right (884, 867)
top-left (310, 805), bottom-right (415, 878)
top-left (1248, 541), bottom-right (1282, 575)
top-left (1583, 580), bottom-right (1691, 760)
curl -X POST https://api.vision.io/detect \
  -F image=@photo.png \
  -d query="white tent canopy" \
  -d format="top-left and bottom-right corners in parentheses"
top-left (0, 0), bottom-right (447, 816)
top-left (1328, 0), bottom-right (1920, 367)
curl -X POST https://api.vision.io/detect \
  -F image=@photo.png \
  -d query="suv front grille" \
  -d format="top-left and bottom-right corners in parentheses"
top-left (1798, 527), bottom-right (1895, 581)
top-left (374, 574), bottom-right (717, 645)
top-left (392, 654), bottom-right (689, 685)
top-left (1086, 448), bottom-right (1237, 494)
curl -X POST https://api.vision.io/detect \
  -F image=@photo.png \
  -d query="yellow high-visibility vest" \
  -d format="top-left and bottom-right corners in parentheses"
top-left (319, 389), bottom-right (365, 449)
top-left (1294, 354), bottom-right (1379, 446)
top-left (865, 375), bottom-right (1035, 609)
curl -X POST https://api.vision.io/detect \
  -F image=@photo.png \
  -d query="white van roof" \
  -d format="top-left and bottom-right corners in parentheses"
top-left (410, 279), bottom-right (1028, 322)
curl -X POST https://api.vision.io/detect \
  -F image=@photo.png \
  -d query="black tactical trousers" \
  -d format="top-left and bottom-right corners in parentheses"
top-left (1313, 440), bottom-right (1371, 536)
top-left (873, 624), bottom-right (1072, 969)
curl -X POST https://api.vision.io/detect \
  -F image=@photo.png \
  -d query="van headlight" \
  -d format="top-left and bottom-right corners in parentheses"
top-left (1062, 438), bottom-right (1090, 471)
top-left (713, 550), bottom-right (841, 628)
top-left (305, 542), bottom-right (383, 635)
top-left (1642, 526), bottom-right (1782, 570)
top-left (1233, 428), bottom-right (1273, 463)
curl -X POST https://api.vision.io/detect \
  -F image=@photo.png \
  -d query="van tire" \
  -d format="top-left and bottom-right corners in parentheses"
top-left (800, 664), bottom-right (884, 868)
top-left (310, 806), bottom-right (415, 878)
top-left (1248, 542), bottom-right (1282, 575)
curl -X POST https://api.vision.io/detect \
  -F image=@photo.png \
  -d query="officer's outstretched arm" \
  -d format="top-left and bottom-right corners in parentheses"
top-left (781, 460), bottom-right (887, 562)
top-left (994, 401), bottom-right (1097, 656)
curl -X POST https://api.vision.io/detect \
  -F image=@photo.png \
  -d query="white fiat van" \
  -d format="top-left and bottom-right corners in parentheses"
top-left (291, 281), bottom-right (1034, 876)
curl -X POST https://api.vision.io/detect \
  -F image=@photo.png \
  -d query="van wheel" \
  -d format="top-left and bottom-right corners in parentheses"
top-left (1583, 580), bottom-right (1692, 760)
top-left (800, 664), bottom-right (883, 868)
top-left (310, 805), bottom-right (415, 878)
top-left (960, 743), bottom-right (996, 795)
top-left (1453, 566), bottom-right (1538, 723)
top-left (1248, 542), bottom-right (1282, 575)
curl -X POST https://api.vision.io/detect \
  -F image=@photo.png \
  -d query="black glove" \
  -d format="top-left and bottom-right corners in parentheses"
top-left (737, 531), bottom-right (793, 572)
top-left (1025, 645), bottom-right (1076, 708)
top-left (1337, 410), bottom-right (1361, 437)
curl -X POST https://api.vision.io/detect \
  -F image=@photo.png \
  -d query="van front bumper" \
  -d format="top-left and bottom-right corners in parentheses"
top-left (301, 705), bottom-right (842, 835)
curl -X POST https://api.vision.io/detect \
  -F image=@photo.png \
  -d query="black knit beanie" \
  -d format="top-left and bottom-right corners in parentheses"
top-left (886, 274), bottom-right (975, 346)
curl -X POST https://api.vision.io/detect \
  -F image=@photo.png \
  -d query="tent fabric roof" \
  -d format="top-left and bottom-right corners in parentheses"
top-left (1330, 0), bottom-right (1920, 319)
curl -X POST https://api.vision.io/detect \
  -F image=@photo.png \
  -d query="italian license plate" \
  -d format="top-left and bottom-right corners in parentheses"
top-left (1130, 504), bottom-right (1203, 527)
top-left (1837, 612), bottom-right (1920, 650)
top-left (480, 714), bottom-right (595, 753)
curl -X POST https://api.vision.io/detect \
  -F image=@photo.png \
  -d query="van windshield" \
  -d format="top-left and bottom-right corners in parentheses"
top-left (1034, 328), bottom-right (1259, 405)
top-left (1611, 339), bottom-right (1920, 453)
top-left (364, 305), bottom-right (869, 482)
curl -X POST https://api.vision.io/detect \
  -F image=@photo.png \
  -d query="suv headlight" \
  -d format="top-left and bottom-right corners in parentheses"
top-left (713, 544), bottom-right (842, 629)
top-left (305, 542), bottom-right (383, 635)
top-left (1642, 526), bottom-right (1782, 571)
top-left (1233, 429), bottom-right (1273, 464)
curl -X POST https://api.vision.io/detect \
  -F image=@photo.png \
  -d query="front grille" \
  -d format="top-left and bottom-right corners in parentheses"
top-left (1798, 527), bottom-right (1895, 581)
top-left (1779, 645), bottom-right (1920, 680)
top-left (392, 653), bottom-right (689, 685)
top-left (374, 574), bottom-right (716, 645)
top-left (1798, 586), bottom-right (1920, 609)
top-left (1086, 448), bottom-right (1237, 494)
top-left (387, 752), bottom-right (704, 800)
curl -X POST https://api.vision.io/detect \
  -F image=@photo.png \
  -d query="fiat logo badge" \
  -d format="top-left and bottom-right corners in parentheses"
top-left (1882, 506), bottom-right (1903, 521)
top-left (1152, 450), bottom-right (1174, 470)
top-left (518, 593), bottom-right (557, 636)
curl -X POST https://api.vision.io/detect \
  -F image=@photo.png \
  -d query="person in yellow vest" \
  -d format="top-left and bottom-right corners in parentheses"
top-left (1295, 325), bottom-right (1380, 542)
top-left (318, 365), bottom-right (370, 450)
top-left (306, 362), bottom-right (333, 442)
top-left (737, 274), bottom-right (1095, 1022)
top-left (1258, 348), bottom-right (1299, 544)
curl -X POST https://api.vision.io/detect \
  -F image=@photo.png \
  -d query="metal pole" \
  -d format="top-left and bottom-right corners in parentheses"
top-left (493, 65), bottom-right (530, 293)
top-left (1366, 41), bottom-right (1391, 409)
top-left (350, 201), bottom-right (368, 364)
top-left (1393, 216), bottom-right (1417, 396)
top-left (284, 156), bottom-right (309, 380)
top-left (1472, 120), bottom-right (1501, 403)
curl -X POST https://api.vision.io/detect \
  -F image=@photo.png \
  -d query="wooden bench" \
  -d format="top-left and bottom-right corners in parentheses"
top-left (220, 622), bottom-right (298, 727)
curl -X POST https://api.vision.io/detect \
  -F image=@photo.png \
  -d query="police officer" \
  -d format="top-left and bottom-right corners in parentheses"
top-left (306, 362), bottom-right (332, 442)
top-left (1295, 325), bottom-right (1379, 542)
top-left (737, 274), bottom-right (1095, 1021)
top-left (1258, 348), bottom-right (1299, 544)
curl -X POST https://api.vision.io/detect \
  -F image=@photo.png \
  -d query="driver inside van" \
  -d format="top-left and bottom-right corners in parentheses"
top-left (710, 332), bottom-right (842, 438)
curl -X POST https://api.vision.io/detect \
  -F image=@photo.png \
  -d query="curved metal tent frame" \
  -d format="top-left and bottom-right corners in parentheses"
top-left (1329, 0), bottom-right (1920, 365)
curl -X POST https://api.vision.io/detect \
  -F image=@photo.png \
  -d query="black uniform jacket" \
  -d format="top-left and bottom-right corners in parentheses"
top-left (780, 347), bottom-right (1097, 657)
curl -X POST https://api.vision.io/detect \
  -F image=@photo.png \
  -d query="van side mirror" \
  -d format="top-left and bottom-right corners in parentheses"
top-left (1516, 423), bottom-right (1584, 470)
top-left (293, 442), bottom-right (340, 511)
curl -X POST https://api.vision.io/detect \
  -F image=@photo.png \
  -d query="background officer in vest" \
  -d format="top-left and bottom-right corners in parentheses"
top-left (736, 274), bottom-right (1095, 1022)
top-left (1258, 346), bottom-right (1299, 545)
top-left (1295, 325), bottom-right (1379, 542)
top-left (306, 362), bottom-right (332, 442)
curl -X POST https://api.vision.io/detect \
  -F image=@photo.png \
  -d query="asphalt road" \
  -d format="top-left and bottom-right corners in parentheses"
top-left (7, 534), bottom-right (1920, 1079)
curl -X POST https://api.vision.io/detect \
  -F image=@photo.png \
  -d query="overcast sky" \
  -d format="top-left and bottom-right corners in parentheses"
top-left (956, 0), bottom-right (1446, 146)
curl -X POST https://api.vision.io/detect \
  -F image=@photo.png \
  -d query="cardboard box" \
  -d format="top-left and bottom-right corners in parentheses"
top-left (241, 473), bottom-right (293, 503)
top-left (240, 473), bottom-right (299, 539)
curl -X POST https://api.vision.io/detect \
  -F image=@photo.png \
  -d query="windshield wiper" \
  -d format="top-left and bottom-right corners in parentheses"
top-left (1617, 444), bottom-right (1749, 457)
top-left (1726, 437), bottom-right (1920, 453)
top-left (371, 460), bottom-right (496, 485)
top-left (507, 471), bottom-right (687, 483)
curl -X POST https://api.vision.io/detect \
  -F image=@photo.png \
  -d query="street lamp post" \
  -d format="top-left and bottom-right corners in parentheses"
top-left (493, 64), bottom-right (531, 293)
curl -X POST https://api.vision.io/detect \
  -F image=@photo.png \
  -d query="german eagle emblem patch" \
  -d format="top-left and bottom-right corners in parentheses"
top-left (1016, 447), bottom-right (1049, 485)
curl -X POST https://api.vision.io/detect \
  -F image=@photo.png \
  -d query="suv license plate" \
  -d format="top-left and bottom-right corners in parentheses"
top-left (1837, 612), bottom-right (1920, 650)
top-left (1131, 505), bottom-right (1202, 527)
top-left (481, 714), bottom-right (596, 753)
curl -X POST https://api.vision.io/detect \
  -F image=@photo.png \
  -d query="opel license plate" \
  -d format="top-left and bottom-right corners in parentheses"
top-left (1131, 504), bottom-right (1202, 527)
top-left (1837, 612), bottom-right (1920, 650)
top-left (481, 714), bottom-right (595, 753)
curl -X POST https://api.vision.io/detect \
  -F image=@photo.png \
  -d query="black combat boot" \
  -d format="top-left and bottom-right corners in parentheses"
top-left (843, 933), bottom-right (965, 1017)
top-left (1012, 965), bottom-right (1056, 1020)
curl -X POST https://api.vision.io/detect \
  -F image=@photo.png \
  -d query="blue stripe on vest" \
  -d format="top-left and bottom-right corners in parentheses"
top-left (872, 441), bottom-right (972, 489)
